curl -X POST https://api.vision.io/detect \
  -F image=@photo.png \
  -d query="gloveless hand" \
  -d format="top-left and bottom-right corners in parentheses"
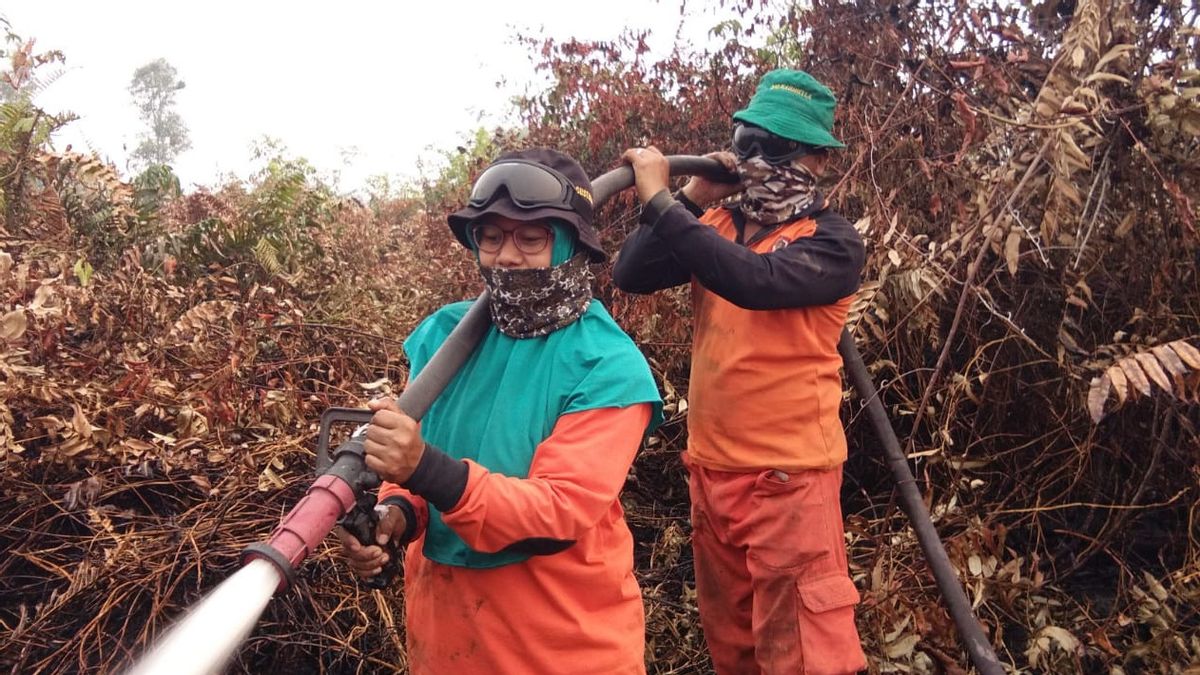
top-left (621, 146), bottom-right (671, 204)
top-left (334, 504), bottom-right (406, 578)
top-left (363, 397), bottom-right (425, 484)
top-left (680, 151), bottom-right (743, 206)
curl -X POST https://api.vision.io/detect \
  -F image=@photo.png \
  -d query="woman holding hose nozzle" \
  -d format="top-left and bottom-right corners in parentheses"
top-left (336, 149), bottom-right (663, 674)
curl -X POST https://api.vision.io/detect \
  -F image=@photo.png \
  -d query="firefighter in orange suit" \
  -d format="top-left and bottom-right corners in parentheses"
top-left (616, 69), bottom-right (868, 674)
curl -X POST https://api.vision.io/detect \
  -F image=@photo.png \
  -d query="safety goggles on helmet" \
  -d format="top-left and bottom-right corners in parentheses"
top-left (468, 159), bottom-right (594, 219)
top-left (732, 123), bottom-right (825, 165)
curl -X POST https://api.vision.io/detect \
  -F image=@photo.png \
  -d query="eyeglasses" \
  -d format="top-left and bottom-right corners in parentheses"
top-left (470, 223), bottom-right (554, 255)
top-left (468, 160), bottom-right (593, 218)
top-left (731, 123), bottom-right (824, 165)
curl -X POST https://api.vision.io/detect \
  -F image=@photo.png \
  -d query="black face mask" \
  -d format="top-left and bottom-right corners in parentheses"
top-left (479, 254), bottom-right (593, 339)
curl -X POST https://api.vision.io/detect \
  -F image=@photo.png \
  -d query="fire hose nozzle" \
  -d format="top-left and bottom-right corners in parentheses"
top-left (242, 408), bottom-right (382, 593)
top-left (241, 474), bottom-right (358, 593)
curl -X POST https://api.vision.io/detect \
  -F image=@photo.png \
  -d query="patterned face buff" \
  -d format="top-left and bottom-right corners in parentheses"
top-left (735, 155), bottom-right (819, 226)
top-left (479, 254), bottom-right (593, 338)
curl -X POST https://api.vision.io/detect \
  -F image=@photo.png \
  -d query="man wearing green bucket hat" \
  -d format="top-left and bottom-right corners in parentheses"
top-left (616, 69), bottom-right (868, 674)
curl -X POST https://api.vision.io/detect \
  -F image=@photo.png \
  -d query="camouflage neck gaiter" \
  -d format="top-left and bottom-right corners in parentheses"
top-left (480, 254), bottom-right (593, 338)
top-left (736, 156), bottom-right (818, 226)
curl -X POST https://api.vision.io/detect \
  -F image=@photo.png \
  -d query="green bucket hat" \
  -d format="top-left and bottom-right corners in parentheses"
top-left (733, 69), bottom-right (845, 149)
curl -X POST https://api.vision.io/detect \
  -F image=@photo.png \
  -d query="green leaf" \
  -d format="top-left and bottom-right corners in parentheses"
top-left (73, 257), bottom-right (94, 287)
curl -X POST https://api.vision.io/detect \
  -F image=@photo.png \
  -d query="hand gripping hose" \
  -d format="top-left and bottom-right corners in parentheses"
top-left (241, 300), bottom-right (492, 592)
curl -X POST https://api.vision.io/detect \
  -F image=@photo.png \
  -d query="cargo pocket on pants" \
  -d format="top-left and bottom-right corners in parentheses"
top-left (796, 575), bottom-right (866, 674)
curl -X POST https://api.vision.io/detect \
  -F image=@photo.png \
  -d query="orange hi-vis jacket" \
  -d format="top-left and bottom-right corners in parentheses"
top-left (613, 191), bottom-right (865, 472)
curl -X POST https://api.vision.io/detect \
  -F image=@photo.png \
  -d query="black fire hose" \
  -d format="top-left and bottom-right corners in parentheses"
top-left (839, 331), bottom-right (1005, 674)
top-left (356, 156), bottom-right (1006, 672)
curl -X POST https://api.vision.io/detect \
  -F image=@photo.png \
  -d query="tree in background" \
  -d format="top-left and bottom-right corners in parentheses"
top-left (128, 58), bottom-right (190, 170)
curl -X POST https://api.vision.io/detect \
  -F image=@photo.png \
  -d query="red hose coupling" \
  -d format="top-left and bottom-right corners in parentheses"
top-left (242, 474), bottom-right (357, 592)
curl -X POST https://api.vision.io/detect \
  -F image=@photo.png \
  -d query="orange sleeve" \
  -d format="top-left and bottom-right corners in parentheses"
top-left (377, 482), bottom-right (429, 542)
top-left (440, 404), bottom-right (651, 554)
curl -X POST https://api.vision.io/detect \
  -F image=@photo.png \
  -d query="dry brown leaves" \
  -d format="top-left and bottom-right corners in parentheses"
top-left (1088, 339), bottom-right (1200, 422)
top-left (0, 156), bottom-right (451, 672)
top-left (4, 1), bottom-right (1200, 672)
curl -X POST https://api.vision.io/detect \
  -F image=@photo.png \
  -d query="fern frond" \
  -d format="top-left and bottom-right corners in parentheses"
top-left (1088, 339), bottom-right (1200, 422)
top-left (252, 237), bottom-right (283, 277)
top-left (167, 300), bottom-right (239, 343)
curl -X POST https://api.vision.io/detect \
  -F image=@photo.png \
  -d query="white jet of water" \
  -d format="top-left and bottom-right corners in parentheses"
top-left (125, 558), bottom-right (282, 675)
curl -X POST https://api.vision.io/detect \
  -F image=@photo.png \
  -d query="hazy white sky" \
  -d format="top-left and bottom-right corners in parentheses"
top-left (4, 0), bottom-right (735, 192)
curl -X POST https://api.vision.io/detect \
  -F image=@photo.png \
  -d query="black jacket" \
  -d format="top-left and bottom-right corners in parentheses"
top-left (612, 190), bottom-right (865, 310)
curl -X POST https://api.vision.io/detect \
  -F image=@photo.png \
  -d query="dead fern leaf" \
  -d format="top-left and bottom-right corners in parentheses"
top-left (847, 280), bottom-right (882, 333)
top-left (1150, 344), bottom-right (1187, 377)
top-left (1119, 358), bottom-right (1152, 397)
top-left (1088, 373), bottom-right (1111, 423)
top-left (1108, 364), bottom-right (1128, 406)
top-left (1005, 229), bottom-right (1021, 275)
top-left (1171, 340), bottom-right (1200, 369)
top-left (1089, 339), bottom-right (1200, 422)
top-left (167, 300), bottom-right (238, 343)
top-left (1133, 352), bottom-right (1172, 392)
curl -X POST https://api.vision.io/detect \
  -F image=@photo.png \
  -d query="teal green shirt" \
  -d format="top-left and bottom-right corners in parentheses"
top-left (404, 299), bottom-right (663, 568)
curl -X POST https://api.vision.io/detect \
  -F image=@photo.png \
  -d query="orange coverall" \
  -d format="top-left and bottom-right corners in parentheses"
top-left (614, 195), bottom-right (868, 674)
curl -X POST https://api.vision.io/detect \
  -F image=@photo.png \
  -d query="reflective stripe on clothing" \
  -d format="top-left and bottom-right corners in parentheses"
top-left (684, 452), bottom-right (866, 675)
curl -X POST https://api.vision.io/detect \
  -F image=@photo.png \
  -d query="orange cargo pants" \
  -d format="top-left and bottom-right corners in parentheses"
top-left (684, 452), bottom-right (867, 674)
